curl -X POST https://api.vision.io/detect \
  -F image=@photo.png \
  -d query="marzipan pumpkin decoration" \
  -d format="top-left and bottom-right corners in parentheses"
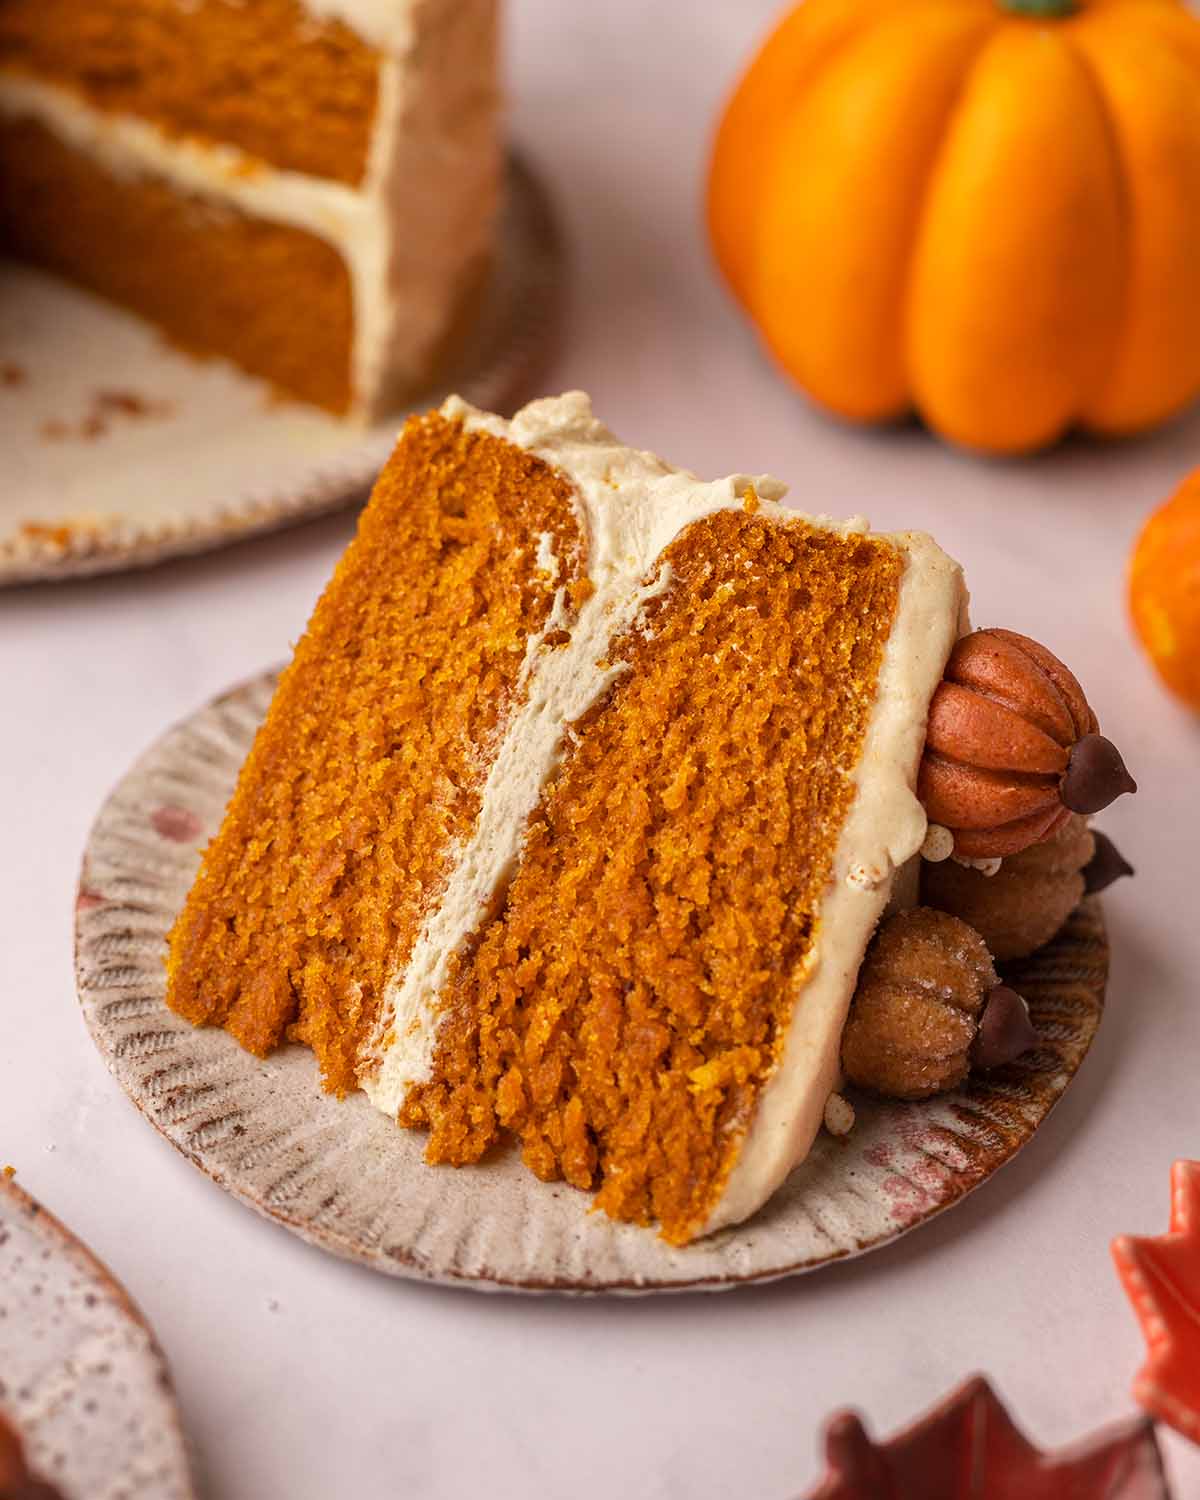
top-left (918, 629), bottom-right (1136, 859)
top-left (841, 907), bottom-right (1036, 1100)
top-left (708, 0), bottom-right (1200, 455)
top-left (921, 813), bottom-right (1134, 961)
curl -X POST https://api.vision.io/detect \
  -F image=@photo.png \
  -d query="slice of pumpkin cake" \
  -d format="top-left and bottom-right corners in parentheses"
top-left (166, 392), bottom-right (965, 1243)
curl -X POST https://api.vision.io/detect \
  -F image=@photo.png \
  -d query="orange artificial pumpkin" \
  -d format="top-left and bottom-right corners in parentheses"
top-left (708, 0), bottom-right (1200, 455)
top-left (1129, 469), bottom-right (1200, 710)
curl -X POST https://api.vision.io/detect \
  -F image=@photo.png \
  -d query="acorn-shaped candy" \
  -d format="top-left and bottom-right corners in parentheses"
top-left (841, 908), bottom-right (1036, 1101)
top-left (919, 629), bottom-right (1136, 859)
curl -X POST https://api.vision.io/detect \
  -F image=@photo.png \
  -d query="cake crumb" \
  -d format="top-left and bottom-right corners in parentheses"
top-left (40, 390), bottom-right (172, 444)
top-left (847, 857), bottom-right (890, 891)
top-left (824, 1093), bottom-right (855, 1137)
top-left (95, 389), bottom-right (171, 420)
top-left (20, 521), bottom-right (73, 547)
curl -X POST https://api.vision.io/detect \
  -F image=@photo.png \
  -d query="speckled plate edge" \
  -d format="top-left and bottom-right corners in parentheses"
top-left (1, 152), bottom-right (563, 586)
top-left (0, 1175), bottom-right (197, 1498)
top-left (74, 670), bottom-right (1108, 1296)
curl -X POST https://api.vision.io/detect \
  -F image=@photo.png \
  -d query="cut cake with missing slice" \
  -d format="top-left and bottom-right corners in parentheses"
top-left (165, 392), bottom-right (966, 1243)
top-left (0, 0), bottom-right (499, 417)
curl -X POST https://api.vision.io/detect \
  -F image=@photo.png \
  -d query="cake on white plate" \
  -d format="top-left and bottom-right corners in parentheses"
top-left (165, 391), bottom-right (971, 1243)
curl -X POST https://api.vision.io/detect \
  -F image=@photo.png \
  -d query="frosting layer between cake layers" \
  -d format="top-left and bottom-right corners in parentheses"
top-left (363, 392), bottom-right (965, 1236)
top-left (0, 0), bottom-right (499, 416)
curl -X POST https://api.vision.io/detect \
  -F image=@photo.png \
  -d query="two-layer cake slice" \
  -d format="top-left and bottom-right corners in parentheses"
top-left (0, 0), bottom-right (500, 416)
top-left (166, 393), bottom-right (965, 1242)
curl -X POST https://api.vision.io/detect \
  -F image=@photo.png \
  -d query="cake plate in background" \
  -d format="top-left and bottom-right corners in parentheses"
top-left (0, 153), bottom-right (563, 586)
top-left (0, 1174), bottom-right (197, 1499)
top-left (73, 670), bottom-right (1110, 1295)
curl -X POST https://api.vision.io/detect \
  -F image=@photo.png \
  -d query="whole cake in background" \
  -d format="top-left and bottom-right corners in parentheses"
top-left (164, 393), bottom-right (1136, 1245)
top-left (0, 0), bottom-right (500, 418)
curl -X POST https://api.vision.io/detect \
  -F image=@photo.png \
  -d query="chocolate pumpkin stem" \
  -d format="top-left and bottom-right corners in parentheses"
top-left (972, 986), bottom-right (1038, 1072)
top-left (1061, 733), bottom-right (1137, 814)
top-left (1084, 831), bottom-right (1134, 895)
top-left (999, 0), bottom-right (1077, 16)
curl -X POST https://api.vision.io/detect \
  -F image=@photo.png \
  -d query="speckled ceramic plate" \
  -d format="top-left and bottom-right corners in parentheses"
top-left (0, 1176), bottom-right (196, 1498)
top-left (74, 671), bottom-right (1109, 1295)
top-left (0, 153), bottom-right (562, 586)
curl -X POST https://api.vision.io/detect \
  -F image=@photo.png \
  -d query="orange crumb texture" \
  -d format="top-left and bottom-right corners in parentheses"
top-left (167, 415), bottom-right (584, 1089)
top-left (167, 413), bottom-right (902, 1243)
top-left (19, 522), bottom-right (74, 547)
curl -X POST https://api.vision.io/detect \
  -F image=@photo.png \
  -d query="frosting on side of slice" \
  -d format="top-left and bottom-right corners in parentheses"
top-left (703, 532), bottom-right (966, 1233)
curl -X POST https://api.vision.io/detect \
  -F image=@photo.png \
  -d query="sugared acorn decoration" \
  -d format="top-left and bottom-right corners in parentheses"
top-left (919, 629), bottom-right (1136, 859)
top-left (841, 908), bottom-right (1036, 1102)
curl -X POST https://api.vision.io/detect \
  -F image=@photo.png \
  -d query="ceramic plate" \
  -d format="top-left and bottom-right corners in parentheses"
top-left (0, 1176), bottom-right (196, 1498)
top-left (0, 154), bottom-right (562, 585)
top-left (74, 671), bottom-right (1108, 1294)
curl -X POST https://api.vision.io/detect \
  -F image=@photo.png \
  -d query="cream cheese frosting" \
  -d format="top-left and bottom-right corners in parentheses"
top-left (0, 0), bottom-right (500, 418)
top-left (301, 0), bottom-right (423, 49)
top-left (363, 392), bottom-right (967, 1237)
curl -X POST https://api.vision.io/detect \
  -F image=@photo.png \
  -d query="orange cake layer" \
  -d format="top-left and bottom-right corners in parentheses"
top-left (166, 414), bottom-right (585, 1094)
top-left (401, 509), bottom-right (902, 1244)
top-left (0, 0), bottom-right (378, 185)
top-left (0, 113), bottom-right (356, 413)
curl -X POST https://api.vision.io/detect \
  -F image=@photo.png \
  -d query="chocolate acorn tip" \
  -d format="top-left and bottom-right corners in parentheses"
top-left (1084, 831), bottom-right (1135, 895)
top-left (972, 986), bottom-right (1037, 1072)
top-left (1061, 733), bottom-right (1137, 815)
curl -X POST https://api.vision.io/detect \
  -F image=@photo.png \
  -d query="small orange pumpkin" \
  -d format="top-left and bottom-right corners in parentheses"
top-left (707, 0), bottom-right (1200, 455)
top-left (917, 628), bottom-right (1135, 858)
top-left (1129, 468), bottom-right (1200, 710)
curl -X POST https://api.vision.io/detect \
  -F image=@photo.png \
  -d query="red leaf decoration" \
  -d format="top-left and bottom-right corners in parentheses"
top-left (803, 1375), bottom-right (1170, 1499)
top-left (1113, 1159), bottom-right (1200, 1446)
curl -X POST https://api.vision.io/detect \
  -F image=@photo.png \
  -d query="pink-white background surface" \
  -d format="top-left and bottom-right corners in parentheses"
top-left (2, 2), bottom-right (1199, 1495)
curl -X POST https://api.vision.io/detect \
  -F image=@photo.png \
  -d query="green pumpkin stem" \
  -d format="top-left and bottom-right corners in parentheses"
top-left (999, 0), bottom-right (1077, 15)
